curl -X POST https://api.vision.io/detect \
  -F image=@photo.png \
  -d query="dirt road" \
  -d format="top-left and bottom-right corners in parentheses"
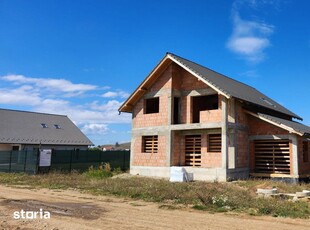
top-left (0, 184), bottom-right (309, 230)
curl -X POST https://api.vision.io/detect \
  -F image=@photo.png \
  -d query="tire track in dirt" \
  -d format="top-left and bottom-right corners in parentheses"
top-left (0, 185), bottom-right (309, 230)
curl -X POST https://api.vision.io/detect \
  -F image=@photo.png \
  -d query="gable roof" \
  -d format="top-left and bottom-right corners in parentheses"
top-left (119, 52), bottom-right (301, 120)
top-left (247, 111), bottom-right (310, 137)
top-left (0, 109), bottom-right (93, 146)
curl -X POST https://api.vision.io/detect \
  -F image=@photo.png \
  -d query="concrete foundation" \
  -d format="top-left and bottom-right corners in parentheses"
top-left (130, 166), bottom-right (227, 182)
top-left (227, 168), bottom-right (250, 181)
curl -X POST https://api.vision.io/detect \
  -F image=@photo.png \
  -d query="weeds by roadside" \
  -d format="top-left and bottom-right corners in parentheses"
top-left (83, 163), bottom-right (113, 179)
top-left (0, 172), bottom-right (309, 218)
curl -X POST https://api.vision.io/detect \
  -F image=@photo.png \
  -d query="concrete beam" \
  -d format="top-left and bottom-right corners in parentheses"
top-left (132, 122), bottom-right (222, 135)
top-left (166, 130), bottom-right (173, 166)
top-left (249, 135), bottom-right (290, 140)
top-left (181, 88), bottom-right (217, 97)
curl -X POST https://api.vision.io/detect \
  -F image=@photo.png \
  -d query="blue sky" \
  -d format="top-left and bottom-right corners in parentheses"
top-left (0, 0), bottom-right (309, 146)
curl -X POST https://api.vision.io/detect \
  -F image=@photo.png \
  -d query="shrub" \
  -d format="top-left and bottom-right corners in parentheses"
top-left (83, 163), bottom-right (112, 179)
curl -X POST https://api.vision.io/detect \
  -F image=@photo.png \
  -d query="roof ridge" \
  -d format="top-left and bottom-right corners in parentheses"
top-left (0, 108), bottom-right (67, 117)
top-left (120, 52), bottom-right (302, 120)
top-left (167, 52), bottom-right (257, 90)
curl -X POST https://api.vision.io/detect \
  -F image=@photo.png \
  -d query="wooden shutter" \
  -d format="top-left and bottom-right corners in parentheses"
top-left (254, 140), bottom-right (290, 174)
top-left (208, 134), bottom-right (221, 152)
top-left (143, 136), bottom-right (158, 153)
top-left (185, 135), bottom-right (201, 167)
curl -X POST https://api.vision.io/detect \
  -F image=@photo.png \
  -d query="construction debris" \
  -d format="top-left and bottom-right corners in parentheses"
top-left (257, 188), bottom-right (310, 201)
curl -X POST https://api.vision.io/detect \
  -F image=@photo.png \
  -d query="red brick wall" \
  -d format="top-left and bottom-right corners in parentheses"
top-left (248, 115), bottom-right (289, 136)
top-left (171, 63), bottom-right (182, 90)
top-left (200, 96), bottom-right (222, 123)
top-left (133, 96), bottom-right (169, 128)
top-left (236, 106), bottom-right (291, 172)
top-left (132, 65), bottom-right (172, 128)
top-left (202, 133), bottom-right (222, 167)
top-left (180, 96), bottom-right (192, 124)
top-left (236, 101), bottom-right (248, 125)
top-left (133, 63), bottom-right (221, 128)
top-left (132, 135), bottom-right (167, 166)
top-left (247, 115), bottom-right (289, 173)
top-left (246, 114), bottom-right (304, 176)
top-left (298, 138), bottom-right (310, 175)
top-left (173, 67), bottom-right (210, 90)
top-left (171, 132), bottom-right (222, 168)
top-left (172, 66), bottom-right (220, 124)
top-left (172, 132), bottom-right (183, 166)
top-left (236, 130), bottom-right (249, 168)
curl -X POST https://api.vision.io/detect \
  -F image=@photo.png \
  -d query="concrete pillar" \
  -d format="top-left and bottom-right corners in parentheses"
top-left (167, 91), bottom-right (173, 125)
top-left (166, 68), bottom-right (174, 167)
top-left (290, 134), bottom-right (299, 176)
top-left (228, 129), bottom-right (236, 169)
top-left (129, 136), bottom-right (135, 170)
top-left (221, 96), bottom-right (228, 171)
top-left (166, 130), bottom-right (173, 166)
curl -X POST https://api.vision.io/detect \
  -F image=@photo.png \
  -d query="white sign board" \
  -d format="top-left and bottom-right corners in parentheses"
top-left (39, 149), bottom-right (52, 167)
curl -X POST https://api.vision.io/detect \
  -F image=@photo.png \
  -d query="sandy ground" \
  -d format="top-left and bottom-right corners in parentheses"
top-left (0, 185), bottom-right (310, 230)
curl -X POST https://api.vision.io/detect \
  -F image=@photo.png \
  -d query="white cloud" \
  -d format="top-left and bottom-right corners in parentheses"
top-left (0, 85), bottom-right (41, 106)
top-left (0, 73), bottom-right (131, 144)
top-left (81, 123), bottom-right (109, 135)
top-left (118, 91), bottom-right (130, 98)
top-left (35, 99), bottom-right (130, 124)
top-left (102, 91), bottom-right (118, 98)
top-left (101, 90), bottom-right (130, 99)
top-left (227, 1), bottom-right (274, 62)
top-left (228, 36), bottom-right (270, 56)
top-left (1, 74), bottom-right (97, 93)
top-left (90, 100), bottom-right (122, 112)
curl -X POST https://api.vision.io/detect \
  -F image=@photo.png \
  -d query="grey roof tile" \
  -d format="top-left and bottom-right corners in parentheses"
top-left (0, 109), bottom-right (93, 146)
top-left (257, 113), bottom-right (310, 136)
top-left (168, 52), bottom-right (302, 120)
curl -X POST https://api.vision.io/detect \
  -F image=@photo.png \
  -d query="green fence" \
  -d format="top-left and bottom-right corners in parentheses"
top-left (0, 150), bottom-right (38, 174)
top-left (0, 150), bottom-right (130, 174)
top-left (50, 150), bottom-right (130, 172)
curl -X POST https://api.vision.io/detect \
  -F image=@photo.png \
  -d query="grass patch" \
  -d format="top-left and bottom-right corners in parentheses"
top-left (0, 172), bottom-right (309, 218)
top-left (83, 163), bottom-right (113, 179)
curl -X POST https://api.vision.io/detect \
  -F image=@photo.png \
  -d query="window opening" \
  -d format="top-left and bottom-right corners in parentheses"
top-left (185, 135), bottom-right (201, 167)
top-left (142, 136), bottom-right (158, 153)
top-left (192, 94), bottom-right (218, 123)
top-left (208, 134), bottom-right (222, 152)
top-left (145, 98), bottom-right (159, 114)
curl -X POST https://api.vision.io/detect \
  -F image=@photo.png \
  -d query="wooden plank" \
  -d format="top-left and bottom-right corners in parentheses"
top-left (185, 135), bottom-right (202, 167)
top-left (254, 139), bottom-right (290, 174)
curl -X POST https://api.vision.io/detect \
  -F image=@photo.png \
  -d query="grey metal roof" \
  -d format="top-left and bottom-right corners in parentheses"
top-left (168, 53), bottom-right (302, 120)
top-left (256, 113), bottom-right (310, 136)
top-left (0, 109), bottom-right (93, 146)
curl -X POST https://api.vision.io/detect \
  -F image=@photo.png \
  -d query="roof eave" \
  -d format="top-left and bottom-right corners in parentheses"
top-left (118, 55), bottom-right (173, 113)
top-left (246, 111), bottom-right (304, 136)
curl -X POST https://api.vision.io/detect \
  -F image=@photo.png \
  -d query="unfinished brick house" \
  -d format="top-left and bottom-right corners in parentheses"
top-left (119, 53), bottom-right (310, 182)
